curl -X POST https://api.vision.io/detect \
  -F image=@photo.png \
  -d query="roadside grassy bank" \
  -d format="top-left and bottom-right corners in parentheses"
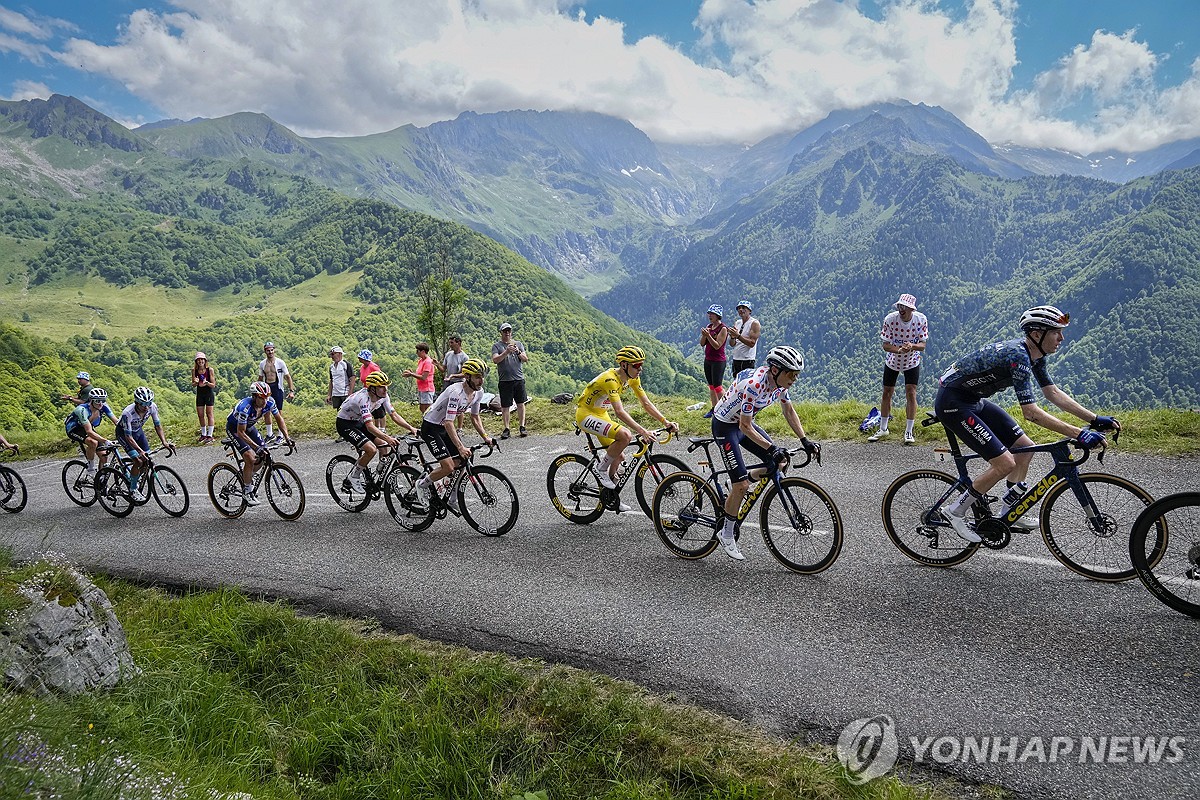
top-left (0, 550), bottom-right (970, 800)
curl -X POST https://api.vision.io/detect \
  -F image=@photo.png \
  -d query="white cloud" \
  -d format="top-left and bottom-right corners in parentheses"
top-left (32, 0), bottom-right (1200, 152)
top-left (2, 79), bottom-right (52, 102)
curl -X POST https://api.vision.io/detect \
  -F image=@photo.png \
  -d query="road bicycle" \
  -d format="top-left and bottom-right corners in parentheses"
top-left (208, 437), bottom-right (305, 520)
top-left (1130, 492), bottom-right (1200, 618)
top-left (325, 439), bottom-right (419, 512)
top-left (0, 445), bottom-right (26, 514)
top-left (882, 414), bottom-right (1161, 582)
top-left (650, 437), bottom-right (843, 574)
top-left (62, 444), bottom-right (106, 507)
top-left (93, 444), bottom-right (189, 519)
top-left (546, 426), bottom-right (687, 523)
top-left (385, 437), bottom-right (518, 536)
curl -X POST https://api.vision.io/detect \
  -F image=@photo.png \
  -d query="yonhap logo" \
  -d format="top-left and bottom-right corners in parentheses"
top-left (836, 715), bottom-right (899, 785)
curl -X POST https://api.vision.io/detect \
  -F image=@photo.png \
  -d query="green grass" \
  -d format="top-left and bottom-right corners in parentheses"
top-left (0, 552), bottom-right (964, 800)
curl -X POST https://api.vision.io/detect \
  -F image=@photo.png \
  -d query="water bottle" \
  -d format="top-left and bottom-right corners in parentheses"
top-left (686, 402), bottom-right (705, 411)
top-left (1000, 481), bottom-right (1028, 511)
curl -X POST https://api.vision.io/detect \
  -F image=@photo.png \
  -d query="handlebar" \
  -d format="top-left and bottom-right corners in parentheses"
top-left (630, 427), bottom-right (675, 459)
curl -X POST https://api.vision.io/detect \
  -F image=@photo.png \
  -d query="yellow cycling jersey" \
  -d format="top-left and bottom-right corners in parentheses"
top-left (577, 368), bottom-right (646, 412)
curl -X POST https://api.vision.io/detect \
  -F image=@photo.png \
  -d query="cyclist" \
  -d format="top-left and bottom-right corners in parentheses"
top-left (226, 381), bottom-right (293, 506)
top-left (710, 346), bottom-right (820, 561)
top-left (64, 387), bottom-right (120, 483)
top-left (335, 371), bottom-right (418, 493)
top-left (576, 346), bottom-right (679, 505)
top-left (934, 305), bottom-right (1119, 542)
top-left (114, 387), bottom-right (172, 502)
top-left (0, 433), bottom-right (18, 453)
top-left (412, 358), bottom-right (497, 512)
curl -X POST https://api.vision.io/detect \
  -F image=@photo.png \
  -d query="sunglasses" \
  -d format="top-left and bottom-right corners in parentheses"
top-left (628, 362), bottom-right (645, 370)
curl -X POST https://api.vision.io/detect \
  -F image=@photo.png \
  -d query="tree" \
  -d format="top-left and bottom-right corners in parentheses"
top-left (415, 247), bottom-right (467, 388)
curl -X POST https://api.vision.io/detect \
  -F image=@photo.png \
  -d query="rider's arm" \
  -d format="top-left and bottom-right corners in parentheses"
top-left (469, 411), bottom-right (493, 444)
top-left (737, 412), bottom-right (773, 450)
top-left (637, 393), bottom-right (674, 431)
top-left (388, 408), bottom-right (418, 434)
top-left (1019, 397), bottom-right (1086, 439)
top-left (235, 421), bottom-right (257, 449)
top-left (154, 422), bottom-right (169, 448)
top-left (443, 417), bottom-right (470, 458)
top-left (1039, 385), bottom-right (1105, 437)
top-left (780, 401), bottom-right (808, 441)
top-left (611, 396), bottom-right (653, 440)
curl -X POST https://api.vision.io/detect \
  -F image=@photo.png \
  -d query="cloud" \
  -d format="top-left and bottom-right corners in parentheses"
top-left (2, 79), bottom-right (52, 102)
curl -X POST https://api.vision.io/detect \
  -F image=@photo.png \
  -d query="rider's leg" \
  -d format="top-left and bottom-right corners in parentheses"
top-left (603, 427), bottom-right (633, 481)
top-left (355, 440), bottom-right (377, 471)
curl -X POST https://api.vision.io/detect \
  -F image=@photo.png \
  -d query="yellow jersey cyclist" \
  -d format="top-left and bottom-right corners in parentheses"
top-left (934, 305), bottom-right (1119, 542)
top-left (114, 387), bottom-right (173, 502)
top-left (710, 345), bottom-right (820, 561)
top-left (412, 358), bottom-right (497, 512)
top-left (64, 387), bottom-right (120, 484)
top-left (576, 346), bottom-right (679, 498)
top-left (226, 381), bottom-right (293, 506)
top-left (335, 371), bottom-right (418, 493)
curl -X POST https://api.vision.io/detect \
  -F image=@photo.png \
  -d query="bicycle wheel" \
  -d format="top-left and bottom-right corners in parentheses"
top-left (207, 463), bottom-right (247, 518)
top-left (546, 453), bottom-right (604, 524)
top-left (61, 459), bottom-right (97, 507)
top-left (0, 466), bottom-right (27, 514)
top-left (1130, 492), bottom-right (1200, 618)
top-left (326, 454), bottom-right (370, 512)
top-left (882, 470), bottom-right (981, 567)
top-left (760, 477), bottom-right (844, 574)
top-left (383, 465), bottom-right (435, 532)
top-left (651, 472), bottom-right (722, 559)
top-left (95, 467), bottom-right (135, 518)
top-left (265, 463), bottom-right (305, 520)
top-left (150, 465), bottom-right (189, 517)
top-left (1041, 473), bottom-right (1155, 582)
top-left (459, 465), bottom-right (519, 537)
top-left (634, 453), bottom-right (690, 519)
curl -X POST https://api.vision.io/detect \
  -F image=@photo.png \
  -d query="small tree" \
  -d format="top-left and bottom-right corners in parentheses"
top-left (415, 247), bottom-right (467, 388)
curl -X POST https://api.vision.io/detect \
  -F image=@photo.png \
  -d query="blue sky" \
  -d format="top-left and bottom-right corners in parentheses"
top-left (2, 1), bottom-right (1198, 151)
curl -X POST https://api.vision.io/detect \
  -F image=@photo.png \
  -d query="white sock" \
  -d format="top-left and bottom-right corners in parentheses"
top-left (264, 425), bottom-right (274, 437)
top-left (905, 419), bottom-right (915, 436)
top-left (350, 466), bottom-right (363, 478)
top-left (721, 518), bottom-right (737, 540)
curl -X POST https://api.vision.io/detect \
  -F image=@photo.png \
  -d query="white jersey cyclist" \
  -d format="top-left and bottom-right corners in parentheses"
top-left (336, 387), bottom-right (395, 423)
top-left (422, 381), bottom-right (482, 426)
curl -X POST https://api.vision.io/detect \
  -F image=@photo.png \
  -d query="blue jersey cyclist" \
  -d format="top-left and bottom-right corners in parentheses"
top-left (933, 305), bottom-right (1120, 542)
top-left (115, 387), bottom-right (173, 502)
top-left (64, 387), bottom-right (120, 483)
top-left (226, 381), bottom-right (293, 506)
top-left (710, 345), bottom-right (820, 561)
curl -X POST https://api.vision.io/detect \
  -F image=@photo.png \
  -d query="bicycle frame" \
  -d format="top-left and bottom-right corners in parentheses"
top-left (222, 438), bottom-right (293, 494)
top-left (684, 437), bottom-right (815, 527)
top-left (576, 426), bottom-right (673, 496)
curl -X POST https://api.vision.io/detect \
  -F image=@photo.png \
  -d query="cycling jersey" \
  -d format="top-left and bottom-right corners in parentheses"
top-left (711, 366), bottom-right (791, 423)
top-left (116, 403), bottom-right (160, 436)
top-left (65, 402), bottom-right (115, 432)
top-left (335, 388), bottom-right (393, 424)
top-left (577, 368), bottom-right (645, 413)
top-left (938, 339), bottom-right (1052, 405)
top-left (227, 396), bottom-right (279, 428)
top-left (423, 382), bottom-right (481, 426)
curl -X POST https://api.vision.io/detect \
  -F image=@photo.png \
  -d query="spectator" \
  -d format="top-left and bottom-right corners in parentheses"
top-left (257, 342), bottom-right (295, 440)
top-left (699, 304), bottom-right (729, 417)
top-left (326, 346), bottom-right (355, 410)
top-left (192, 352), bottom-right (218, 443)
top-left (61, 371), bottom-right (93, 406)
top-left (403, 342), bottom-right (437, 413)
top-left (357, 349), bottom-right (380, 386)
top-left (869, 293), bottom-right (928, 444)
top-left (491, 322), bottom-right (529, 439)
top-left (439, 334), bottom-right (470, 430)
top-left (727, 300), bottom-right (761, 377)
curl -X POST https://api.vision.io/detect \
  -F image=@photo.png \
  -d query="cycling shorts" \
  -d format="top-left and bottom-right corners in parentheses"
top-left (712, 419), bottom-right (772, 484)
top-left (336, 417), bottom-right (371, 450)
top-left (420, 420), bottom-right (455, 462)
top-left (883, 365), bottom-right (920, 387)
top-left (933, 392), bottom-right (1024, 460)
top-left (119, 429), bottom-right (149, 459)
top-left (575, 409), bottom-right (622, 446)
top-left (225, 422), bottom-right (265, 454)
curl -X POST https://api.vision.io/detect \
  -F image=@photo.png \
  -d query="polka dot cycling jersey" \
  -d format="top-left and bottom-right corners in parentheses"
top-left (711, 365), bottom-right (790, 423)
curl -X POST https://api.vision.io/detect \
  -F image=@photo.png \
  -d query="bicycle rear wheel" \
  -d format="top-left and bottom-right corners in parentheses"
top-left (760, 477), bottom-right (843, 574)
top-left (1130, 492), bottom-right (1200, 618)
top-left (207, 463), bottom-right (247, 518)
top-left (459, 465), bottom-right (519, 536)
top-left (546, 453), bottom-right (604, 524)
top-left (651, 472), bottom-right (722, 559)
top-left (1041, 473), bottom-right (1154, 582)
top-left (95, 467), bottom-right (135, 518)
top-left (325, 454), bottom-right (371, 512)
top-left (265, 463), bottom-right (305, 520)
top-left (384, 465), bottom-right (435, 532)
top-left (882, 469), bottom-right (981, 567)
top-left (62, 459), bottom-right (97, 507)
top-left (634, 453), bottom-right (690, 519)
top-left (0, 466), bottom-right (27, 513)
top-left (150, 465), bottom-right (189, 517)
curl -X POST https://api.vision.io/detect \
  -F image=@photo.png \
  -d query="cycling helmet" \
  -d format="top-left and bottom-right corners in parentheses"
top-left (363, 370), bottom-right (390, 387)
top-left (765, 345), bottom-right (805, 373)
top-left (707, 303), bottom-right (723, 318)
top-left (133, 386), bottom-right (154, 404)
top-left (616, 345), bottom-right (646, 364)
top-left (88, 387), bottom-right (108, 401)
top-left (1020, 305), bottom-right (1070, 331)
top-left (76, 371), bottom-right (91, 381)
top-left (460, 358), bottom-right (487, 377)
top-left (357, 349), bottom-right (373, 361)
top-left (249, 381), bottom-right (272, 397)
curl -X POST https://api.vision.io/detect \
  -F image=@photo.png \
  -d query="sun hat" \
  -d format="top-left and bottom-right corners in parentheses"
top-left (895, 294), bottom-right (917, 310)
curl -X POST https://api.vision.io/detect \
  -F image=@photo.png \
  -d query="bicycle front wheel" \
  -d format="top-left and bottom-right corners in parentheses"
top-left (62, 460), bottom-right (97, 507)
top-left (882, 470), bottom-right (981, 567)
top-left (1041, 473), bottom-right (1154, 582)
top-left (207, 463), bottom-right (247, 518)
top-left (326, 454), bottom-right (371, 512)
top-left (265, 463), bottom-right (305, 520)
top-left (546, 453), bottom-right (604, 524)
top-left (0, 466), bottom-right (27, 513)
top-left (760, 477), bottom-right (843, 574)
top-left (384, 465), bottom-right (435, 532)
top-left (1130, 492), bottom-right (1200, 618)
top-left (634, 453), bottom-right (690, 519)
top-left (95, 467), bottom-right (135, 518)
top-left (150, 465), bottom-right (189, 517)
top-left (460, 465), bottom-right (519, 536)
top-left (651, 472), bottom-right (722, 559)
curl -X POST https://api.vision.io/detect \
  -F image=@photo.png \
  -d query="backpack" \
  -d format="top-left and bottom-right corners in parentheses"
top-left (859, 407), bottom-right (881, 433)
top-left (550, 392), bottom-right (574, 405)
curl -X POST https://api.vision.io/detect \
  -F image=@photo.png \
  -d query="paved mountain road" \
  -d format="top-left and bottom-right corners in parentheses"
top-left (2, 434), bottom-right (1197, 800)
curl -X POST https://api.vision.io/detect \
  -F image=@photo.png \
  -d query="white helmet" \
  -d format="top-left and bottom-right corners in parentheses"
top-left (1020, 305), bottom-right (1070, 331)
top-left (766, 346), bottom-right (804, 373)
top-left (133, 386), bottom-right (154, 404)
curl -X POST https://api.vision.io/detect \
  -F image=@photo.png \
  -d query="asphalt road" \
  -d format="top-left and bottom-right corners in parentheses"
top-left (2, 433), bottom-right (1197, 800)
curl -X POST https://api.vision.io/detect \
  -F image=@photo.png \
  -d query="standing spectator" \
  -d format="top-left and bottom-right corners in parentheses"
top-left (357, 349), bottom-right (380, 386)
top-left (403, 343), bottom-right (437, 413)
top-left (257, 342), bottom-right (295, 440)
top-left (193, 352), bottom-right (217, 443)
top-left (61, 371), bottom-right (93, 406)
top-left (699, 304), bottom-right (729, 417)
top-left (439, 334), bottom-right (470, 430)
top-left (869, 293), bottom-right (929, 444)
top-left (491, 322), bottom-right (529, 439)
top-left (326, 346), bottom-right (355, 410)
top-left (727, 300), bottom-right (761, 378)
